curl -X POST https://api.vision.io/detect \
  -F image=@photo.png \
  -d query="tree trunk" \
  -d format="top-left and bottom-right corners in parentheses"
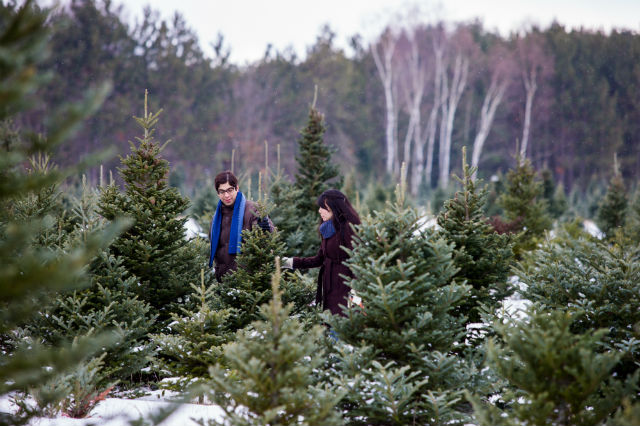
top-left (471, 78), bottom-right (508, 173)
top-left (372, 36), bottom-right (398, 176)
top-left (520, 68), bottom-right (537, 159)
top-left (439, 53), bottom-right (468, 189)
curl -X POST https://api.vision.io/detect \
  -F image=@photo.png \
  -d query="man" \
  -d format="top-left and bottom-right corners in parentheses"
top-left (208, 170), bottom-right (272, 281)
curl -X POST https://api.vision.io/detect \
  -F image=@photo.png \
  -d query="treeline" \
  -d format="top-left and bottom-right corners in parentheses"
top-left (24, 0), bottom-right (640, 195)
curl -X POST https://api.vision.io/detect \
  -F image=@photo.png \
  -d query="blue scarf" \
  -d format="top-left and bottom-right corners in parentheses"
top-left (208, 191), bottom-right (246, 267)
top-left (319, 219), bottom-right (336, 239)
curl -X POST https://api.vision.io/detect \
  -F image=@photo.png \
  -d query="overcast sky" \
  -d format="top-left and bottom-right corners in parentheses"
top-left (107, 0), bottom-right (640, 64)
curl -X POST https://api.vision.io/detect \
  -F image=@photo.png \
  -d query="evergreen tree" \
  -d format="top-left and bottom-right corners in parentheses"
top-left (469, 306), bottom-right (634, 426)
top-left (216, 202), bottom-right (314, 332)
top-left (329, 183), bottom-right (471, 425)
top-left (498, 156), bottom-right (552, 255)
top-left (152, 269), bottom-right (233, 389)
top-left (437, 148), bottom-right (514, 324)
top-left (0, 1), bottom-right (120, 423)
top-left (597, 156), bottom-right (628, 240)
top-left (291, 104), bottom-right (342, 256)
top-left (625, 188), bottom-right (640, 244)
top-left (542, 168), bottom-right (568, 219)
top-left (202, 262), bottom-right (344, 426)
top-left (519, 232), bottom-right (640, 379)
top-left (98, 91), bottom-right (201, 322)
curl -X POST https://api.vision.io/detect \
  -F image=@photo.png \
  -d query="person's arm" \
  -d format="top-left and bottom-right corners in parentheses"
top-left (292, 247), bottom-right (324, 269)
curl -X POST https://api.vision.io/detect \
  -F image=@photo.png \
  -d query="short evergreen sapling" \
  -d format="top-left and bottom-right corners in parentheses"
top-left (329, 177), bottom-right (471, 425)
top-left (469, 306), bottom-right (635, 426)
top-left (216, 201), bottom-right (314, 332)
top-left (597, 155), bottom-right (628, 240)
top-left (98, 91), bottom-right (201, 322)
top-left (437, 148), bottom-right (514, 325)
top-left (202, 261), bottom-right (344, 426)
top-left (498, 156), bottom-right (552, 255)
top-left (519, 232), bottom-right (640, 379)
top-left (152, 269), bottom-right (233, 388)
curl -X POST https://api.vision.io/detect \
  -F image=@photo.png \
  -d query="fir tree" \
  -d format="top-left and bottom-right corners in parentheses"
top-left (216, 202), bottom-right (314, 332)
top-left (152, 269), bottom-right (233, 389)
top-left (0, 2), bottom-right (119, 423)
top-left (469, 306), bottom-right (634, 426)
top-left (291, 104), bottom-right (342, 256)
top-left (437, 148), bottom-right (514, 324)
top-left (519, 232), bottom-right (640, 379)
top-left (329, 179), bottom-right (471, 425)
top-left (98, 91), bottom-right (200, 322)
top-left (202, 261), bottom-right (344, 426)
top-left (498, 156), bottom-right (552, 255)
top-left (597, 155), bottom-right (628, 240)
top-left (542, 168), bottom-right (568, 219)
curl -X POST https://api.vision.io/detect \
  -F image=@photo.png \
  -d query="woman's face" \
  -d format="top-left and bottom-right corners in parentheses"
top-left (319, 203), bottom-right (333, 222)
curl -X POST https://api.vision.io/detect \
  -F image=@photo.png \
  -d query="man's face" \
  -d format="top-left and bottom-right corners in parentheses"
top-left (217, 182), bottom-right (238, 206)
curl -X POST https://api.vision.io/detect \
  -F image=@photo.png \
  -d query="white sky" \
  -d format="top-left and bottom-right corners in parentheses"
top-left (89, 0), bottom-right (640, 64)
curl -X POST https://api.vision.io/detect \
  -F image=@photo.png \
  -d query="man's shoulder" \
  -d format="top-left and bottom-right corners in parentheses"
top-left (244, 200), bottom-right (260, 217)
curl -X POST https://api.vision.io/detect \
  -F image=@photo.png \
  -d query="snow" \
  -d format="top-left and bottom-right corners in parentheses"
top-left (0, 391), bottom-right (225, 426)
top-left (184, 217), bottom-right (208, 240)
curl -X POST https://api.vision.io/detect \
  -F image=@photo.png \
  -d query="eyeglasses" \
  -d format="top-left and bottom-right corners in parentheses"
top-left (217, 187), bottom-right (236, 196)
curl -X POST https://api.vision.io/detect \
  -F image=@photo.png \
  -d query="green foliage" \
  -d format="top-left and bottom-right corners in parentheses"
top-left (519, 232), bottom-right (640, 378)
top-left (437, 149), bottom-right (514, 324)
top-left (202, 265), bottom-right (344, 426)
top-left (498, 157), bottom-right (552, 255)
top-left (328, 192), bottom-right (471, 425)
top-left (153, 269), bottom-right (233, 388)
top-left (469, 306), bottom-right (634, 426)
top-left (98, 92), bottom-right (201, 323)
top-left (292, 105), bottom-right (342, 256)
top-left (541, 168), bottom-right (568, 219)
top-left (217, 208), bottom-right (313, 332)
top-left (597, 160), bottom-right (628, 239)
top-left (0, 3), bottom-right (122, 424)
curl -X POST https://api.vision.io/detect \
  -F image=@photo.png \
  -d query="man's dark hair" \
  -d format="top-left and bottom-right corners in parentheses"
top-left (214, 170), bottom-right (238, 191)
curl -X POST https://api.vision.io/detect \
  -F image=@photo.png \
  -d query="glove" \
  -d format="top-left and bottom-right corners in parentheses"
top-left (257, 216), bottom-right (271, 232)
top-left (281, 256), bottom-right (293, 269)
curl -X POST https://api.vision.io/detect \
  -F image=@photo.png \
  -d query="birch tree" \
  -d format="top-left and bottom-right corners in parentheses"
top-left (516, 30), bottom-right (553, 160)
top-left (471, 43), bottom-right (514, 172)
top-left (438, 26), bottom-right (472, 189)
top-left (372, 27), bottom-right (400, 175)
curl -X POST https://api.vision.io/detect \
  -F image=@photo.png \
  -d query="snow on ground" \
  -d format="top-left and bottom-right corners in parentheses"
top-left (0, 390), bottom-right (224, 426)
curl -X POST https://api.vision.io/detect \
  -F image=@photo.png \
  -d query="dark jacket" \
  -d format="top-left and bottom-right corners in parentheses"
top-left (293, 225), bottom-right (355, 316)
top-left (212, 199), bottom-right (259, 281)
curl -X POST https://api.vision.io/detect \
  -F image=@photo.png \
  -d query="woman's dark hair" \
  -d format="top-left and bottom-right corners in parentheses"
top-left (214, 170), bottom-right (238, 191)
top-left (317, 189), bottom-right (361, 244)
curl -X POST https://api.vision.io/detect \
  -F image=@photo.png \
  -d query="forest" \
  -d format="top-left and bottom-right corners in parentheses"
top-left (3, 0), bottom-right (640, 425)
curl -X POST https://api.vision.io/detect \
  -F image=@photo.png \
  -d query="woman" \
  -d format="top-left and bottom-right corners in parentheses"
top-left (283, 189), bottom-right (361, 317)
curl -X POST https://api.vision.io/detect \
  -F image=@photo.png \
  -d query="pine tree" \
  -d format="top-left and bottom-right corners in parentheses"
top-left (328, 179), bottom-right (471, 425)
top-left (98, 91), bottom-right (200, 322)
top-left (519, 232), bottom-right (640, 379)
top-left (202, 261), bottom-right (344, 426)
top-left (498, 156), bottom-right (552, 255)
top-left (469, 306), bottom-right (633, 426)
top-left (152, 269), bottom-right (233, 389)
top-left (542, 168), bottom-right (568, 219)
top-left (216, 202), bottom-right (314, 332)
top-left (597, 155), bottom-right (628, 240)
top-left (437, 148), bottom-right (514, 324)
top-left (291, 104), bottom-right (342, 256)
top-left (0, 2), bottom-right (119, 423)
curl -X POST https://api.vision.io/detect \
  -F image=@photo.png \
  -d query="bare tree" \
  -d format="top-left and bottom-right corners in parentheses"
top-left (422, 27), bottom-right (445, 189)
top-left (471, 43), bottom-right (514, 173)
top-left (371, 27), bottom-right (400, 175)
top-left (438, 26), bottom-right (471, 189)
top-left (516, 30), bottom-right (552, 160)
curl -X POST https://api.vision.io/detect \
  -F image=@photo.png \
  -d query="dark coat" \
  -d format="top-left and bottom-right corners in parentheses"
top-left (212, 199), bottom-right (259, 281)
top-left (293, 225), bottom-right (355, 316)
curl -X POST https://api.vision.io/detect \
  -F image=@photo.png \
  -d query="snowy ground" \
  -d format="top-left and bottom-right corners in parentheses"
top-left (0, 390), bottom-right (224, 426)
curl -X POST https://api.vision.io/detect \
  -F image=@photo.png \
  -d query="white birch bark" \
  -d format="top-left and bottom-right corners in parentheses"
top-left (439, 53), bottom-right (468, 188)
top-left (471, 77), bottom-right (508, 172)
top-left (520, 68), bottom-right (537, 159)
top-left (372, 33), bottom-right (399, 175)
top-left (422, 42), bottom-right (444, 189)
